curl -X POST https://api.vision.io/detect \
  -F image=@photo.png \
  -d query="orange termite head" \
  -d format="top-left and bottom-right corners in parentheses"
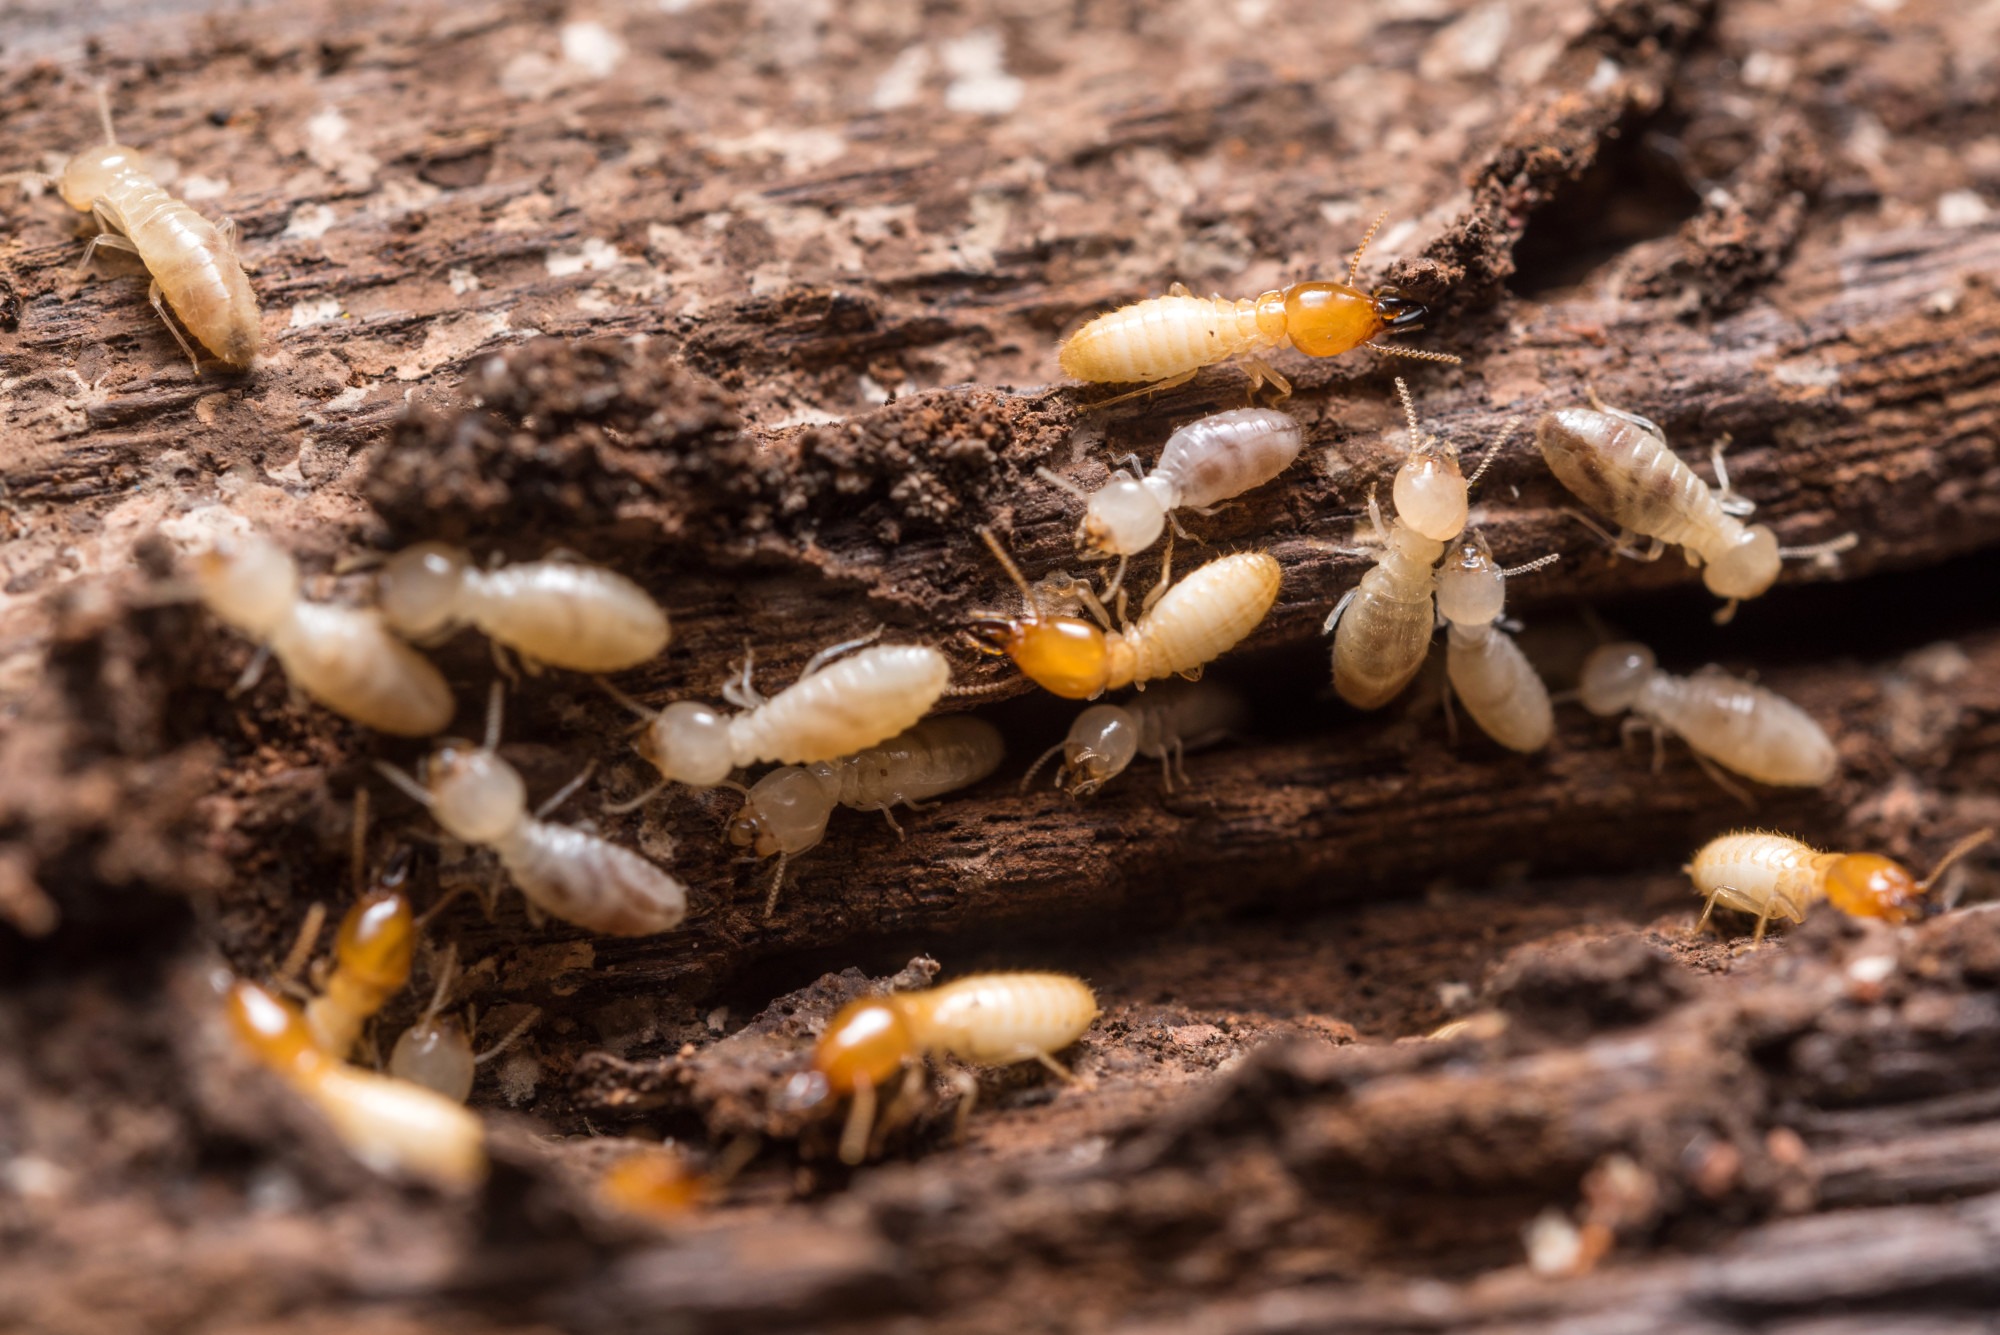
top-left (1821, 854), bottom-right (1924, 923)
top-left (599, 1148), bottom-right (708, 1219)
top-left (334, 888), bottom-right (415, 993)
top-left (811, 995), bottom-right (916, 1095)
top-left (967, 614), bottom-right (1111, 700)
top-left (225, 978), bottom-right (324, 1080)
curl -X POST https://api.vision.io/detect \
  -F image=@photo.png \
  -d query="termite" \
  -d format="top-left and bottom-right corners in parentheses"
top-left (4, 90), bottom-right (260, 370)
top-left (225, 976), bottom-right (486, 1189)
top-left (377, 543), bottom-right (670, 674)
top-left (387, 945), bottom-right (540, 1102)
top-left (1056, 213), bottom-right (1459, 405)
top-left (1535, 403), bottom-right (1857, 622)
top-left (1578, 642), bottom-right (1839, 796)
top-left (193, 532), bottom-right (455, 738)
top-left (376, 684), bottom-right (688, 936)
top-left (1037, 408), bottom-right (1305, 563)
top-left (727, 715), bottom-right (1006, 914)
top-left (603, 636), bottom-right (954, 805)
top-left (1687, 828), bottom-right (1995, 943)
top-left (1021, 679), bottom-right (1248, 797)
top-left (1434, 531), bottom-right (1560, 753)
top-left (806, 971), bottom-right (1099, 1164)
top-left (968, 531), bottom-right (1280, 700)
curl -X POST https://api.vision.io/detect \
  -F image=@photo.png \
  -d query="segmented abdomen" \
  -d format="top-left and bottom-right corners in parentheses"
top-left (110, 173), bottom-right (262, 367)
top-left (1153, 408), bottom-right (1304, 511)
top-left (270, 602), bottom-right (455, 737)
top-left (1643, 668), bottom-right (1838, 786)
top-left (1536, 408), bottom-right (1720, 548)
top-left (910, 972), bottom-right (1099, 1065)
top-left (1446, 625), bottom-right (1553, 753)
top-left (497, 821), bottom-right (686, 935)
top-left (1687, 832), bottom-right (1822, 923)
top-left (835, 715), bottom-right (1006, 808)
top-left (1124, 552), bottom-right (1281, 686)
top-left (1059, 294), bottom-right (1268, 384)
top-left (733, 645), bottom-right (952, 766)
top-left (1333, 567), bottom-right (1436, 710)
top-left (470, 563), bottom-right (670, 672)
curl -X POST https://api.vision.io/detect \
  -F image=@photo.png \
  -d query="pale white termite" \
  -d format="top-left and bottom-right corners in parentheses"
top-left (728, 715), bottom-right (1006, 914)
top-left (808, 971), bottom-right (1099, 1163)
top-left (1536, 403), bottom-right (1856, 622)
top-left (1686, 828), bottom-right (1995, 943)
top-left (376, 543), bottom-right (669, 673)
top-left (604, 637), bottom-right (954, 806)
top-left (1579, 642), bottom-right (1839, 795)
top-left (1038, 408), bottom-right (1305, 562)
top-left (193, 532), bottom-right (455, 738)
top-left (226, 976), bottom-right (485, 1190)
top-left (5, 92), bottom-right (260, 369)
top-left (1434, 531), bottom-right (1560, 753)
top-left (1022, 679), bottom-right (1248, 797)
top-left (969, 531), bottom-right (1280, 700)
top-left (376, 685), bottom-right (687, 936)
top-left (388, 945), bottom-right (540, 1102)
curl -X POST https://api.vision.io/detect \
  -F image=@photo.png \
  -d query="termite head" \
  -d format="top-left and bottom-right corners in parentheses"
top-left (225, 978), bottom-right (323, 1080)
top-left (1281, 280), bottom-right (1398, 358)
top-left (1393, 442), bottom-right (1467, 543)
top-left (378, 542), bottom-right (472, 640)
top-left (968, 615), bottom-right (1112, 700)
top-left (193, 534), bottom-right (299, 638)
top-left (1435, 531), bottom-right (1504, 627)
top-left (811, 995), bottom-right (916, 1095)
top-left (727, 767), bottom-right (834, 858)
top-left (57, 143), bottom-right (144, 212)
top-left (425, 742), bottom-right (527, 844)
top-left (334, 889), bottom-right (414, 994)
top-left (599, 1148), bottom-right (708, 1219)
top-left (1701, 525), bottom-right (1780, 601)
top-left (635, 701), bottom-right (736, 787)
top-left (1578, 642), bottom-right (1657, 716)
top-left (1058, 704), bottom-right (1139, 798)
top-left (390, 1019), bottom-right (476, 1102)
top-left (1083, 473), bottom-right (1168, 555)
top-left (1821, 854), bottom-right (1924, 923)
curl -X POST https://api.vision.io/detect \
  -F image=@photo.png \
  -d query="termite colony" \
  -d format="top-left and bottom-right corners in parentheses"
top-left (15, 78), bottom-right (1978, 1211)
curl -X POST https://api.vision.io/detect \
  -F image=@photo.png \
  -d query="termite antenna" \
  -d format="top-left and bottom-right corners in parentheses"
top-left (1500, 553), bottom-right (1561, 579)
top-left (977, 527), bottom-right (1042, 619)
top-left (1365, 341), bottom-right (1464, 366)
top-left (349, 787), bottom-right (370, 899)
top-left (95, 83), bottom-right (118, 146)
top-left (1779, 532), bottom-right (1861, 562)
top-left (595, 675), bottom-right (658, 723)
top-left (1348, 209), bottom-right (1388, 287)
top-left (1917, 828), bottom-right (1997, 893)
top-left (1035, 466), bottom-right (1092, 503)
top-left (1018, 740), bottom-right (1065, 794)
top-left (482, 681), bottom-right (506, 752)
top-left (473, 1006), bottom-right (542, 1065)
top-left (1393, 377), bottom-right (1422, 454)
top-left (417, 942), bottom-right (460, 1027)
top-left (373, 759), bottom-right (435, 809)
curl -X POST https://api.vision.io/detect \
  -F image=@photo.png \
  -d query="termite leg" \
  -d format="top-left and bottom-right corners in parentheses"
top-left (276, 901), bottom-right (327, 990)
top-left (1712, 599), bottom-right (1741, 627)
top-left (533, 759), bottom-right (599, 820)
top-left (1441, 676), bottom-right (1460, 748)
top-left (473, 1006), bottom-right (542, 1066)
top-left (602, 780), bottom-right (669, 817)
top-left (1694, 887), bottom-right (1728, 935)
top-left (1140, 532), bottom-right (1176, 617)
top-left (77, 226), bottom-right (140, 270)
top-left (866, 803), bottom-right (909, 839)
top-left (1097, 554), bottom-right (1130, 611)
top-left (948, 1069), bottom-right (980, 1144)
top-left (838, 1076), bottom-right (878, 1166)
top-left (596, 676), bottom-right (659, 724)
top-left (1689, 749), bottom-right (1757, 810)
top-left (1026, 1049), bottom-right (1077, 1082)
top-left (796, 627), bottom-right (885, 681)
top-left (488, 639), bottom-right (523, 685)
top-left (1081, 368), bottom-right (1199, 413)
top-left (1709, 436), bottom-right (1757, 517)
top-left (1239, 356), bottom-right (1292, 401)
top-left (145, 278), bottom-right (203, 374)
top-left (1582, 387), bottom-right (1664, 438)
top-left (721, 645), bottom-right (765, 710)
top-left (1750, 905), bottom-right (1774, 947)
top-left (1321, 589), bottom-right (1358, 636)
top-left (1168, 281), bottom-right (1192, 297)
top-left (230, 643), bottom-right (273, 696)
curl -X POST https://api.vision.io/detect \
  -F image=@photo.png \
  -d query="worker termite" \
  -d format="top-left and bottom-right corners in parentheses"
top-left (4, 90), bottom-right (260, 369)
top-left (1535, 404), bottom-right (1857, 622)
top-left (727, 715), bottom-right (1006, 914)
top-left (968, 531), bottom-right (1281, 700)
top-left (802, 971), bottom-right (1099, 1164)
top-left (193, 532), bottom-right (455, 738)
top-left (375, 684), bottom-right (688, 936)
top-left (1687, 828), bottom-right (1995, 943)
top-left (1434, 531), bottom-right (1560, 754)
top-left (387, 946), bottom-right (540, 1102)
top-left (1021, 679), bottom-right (1248, 797)
top-left (1056, 213), bottom-right (1460, 405)
top-left (1037, 408), bottom-right (1305, 563)
top-left (224, 976), bottom-right (486, 1189)
top-left (604, 637), bottom-right (954, 805)
top-left (1579, 642), bottom-right (1839, 796)
top-left (377, 543), bottom-right (669, 674)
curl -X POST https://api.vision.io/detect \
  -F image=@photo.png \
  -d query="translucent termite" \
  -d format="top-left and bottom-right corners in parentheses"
top-left (968, 532), bottom-right (1280, 700)
top-left (1038, 408), bottom-right (1305, 559)
top-left (377, 543), bottom-right (669, 673)
top-left (193, 532), bottom-right (455, 738)
top-left (225, 977), bottom-right (486, 1189)
top-left (376, 684), bottom-right (687, 936)
top-left (1536, 404), bottom-right (1857, 621)
top-left (1579, 642), bottom-right (1839, 794)
top-left (806, 971), bottom-right (1099, 1164)
top-left (605, 637), bottom-right (953, 803)
top-left (1056, 214), bottom-right (1459, 405)
top-left (5, 91), bottom-right (260, 369)
top-left (728, 715), bottom-right (1006, 913)
top-left (1687, 828), bottom-right (1995, 943)
top-left (388, 946), bottom-right (540, 1102)
top-left (1023, 679), bottom-right (1248, 797)
top-left (1434, 531), bottom-right (1560, 754)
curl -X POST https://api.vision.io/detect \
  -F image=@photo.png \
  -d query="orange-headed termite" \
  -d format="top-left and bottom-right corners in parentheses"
top-left (298, 797), bottom-right (417, 1059)
top-left (1434, 531), bottom-right (1560, 753)
top-left (193, 532), bottom-right (455, 738)
top-left (1056, 214), bottom-right (1459, 405)
top-left (1021, 679), bottom-right (1247, 797)
top-left (377, 543), bottom-right (669, 674)
top-left (1687, 828), bottom-right (1995, 943)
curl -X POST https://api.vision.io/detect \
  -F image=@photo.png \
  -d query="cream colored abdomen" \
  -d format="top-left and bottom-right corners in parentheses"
top-left (1646, 670), bottom-right (1838, 786)
top-left (734, 645), bottom-right (952, 766)
top-left (910, 973), bottom-right (1099, 1066)
top-left (1124, 552), bottom-right (1280, 686)
top-left (1058, 295), bottom-right (1267, 384)
top-left (1687, 831), bottom-right (1822, 922)
top-left (469, 563), bottom-right (669, 672)
top-left (270, 603), bottom-right (455, 737)
top-left (1446, 625), bottom-right (1553, 753)
top-left (495, 821), bottom-right (686, 935)
top-left (836, 715), bottom-right (1006, 808)
top-left (1333, 568), bottom-right (1436, 710)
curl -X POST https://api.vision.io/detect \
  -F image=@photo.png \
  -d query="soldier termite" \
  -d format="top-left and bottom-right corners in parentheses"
top-left (1056, 213), bottom-right (1460, 406)
top-left (1578, 642), bottom-right (1839, 797)
top-left (224, 976), bottom-right (486, 1190)
top-left (387, 945), bottom-right (540, 1102)
top-left (1037, 408), bottom-right (1305, 565)
top-left (375, 684), bottom-right (688, 936)
top-left (1434, 531), bottom-right (1560, 753)
top-left (602, 637), bottom-right (954, 807)
top-left (1686, 828), bottom-right (1995, 943)
top-left (193, 532), bottom-right (455, 738)
top-left (727, 715), bottom-right (1006, 915)
top-left (377, 543), bottom-right (669, 674)
top-left (3, 89), bottom-right (260, 369)
top-left (802, 971), bottom-right (1099, 1165)
top-left (1535, 403), bottom-right (1857, 623)
top-left (968, 530), bottom-right (1280, 700)
top-left (1021, 679), bottom-right (1248, 797)
top-left (295, 795), bottom-right (416, 1060)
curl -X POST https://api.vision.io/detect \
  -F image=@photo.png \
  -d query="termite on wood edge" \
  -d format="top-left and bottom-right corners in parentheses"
top-left (1687, 828), bottom-right (1995, 944)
